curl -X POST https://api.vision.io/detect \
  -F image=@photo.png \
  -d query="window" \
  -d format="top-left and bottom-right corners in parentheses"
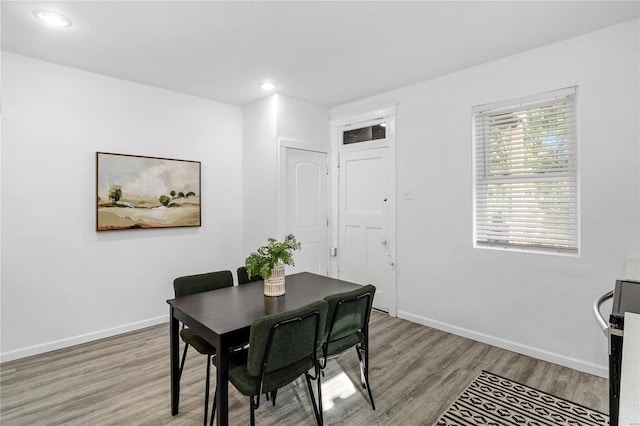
top-left (473, 87), bottom-right (578, 255)
top-left (341, 119), bottom-right (387, 145)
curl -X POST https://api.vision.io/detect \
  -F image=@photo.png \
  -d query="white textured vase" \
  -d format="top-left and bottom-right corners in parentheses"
top-left (264, 264), bottom-right (285, 296)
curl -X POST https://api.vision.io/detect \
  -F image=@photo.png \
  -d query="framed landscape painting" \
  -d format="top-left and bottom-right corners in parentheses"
top-left (96, 152), bottom-right (201, 231)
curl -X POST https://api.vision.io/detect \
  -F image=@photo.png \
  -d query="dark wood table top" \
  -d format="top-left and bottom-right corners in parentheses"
top-left (167, 271), bottom-right (361, 337)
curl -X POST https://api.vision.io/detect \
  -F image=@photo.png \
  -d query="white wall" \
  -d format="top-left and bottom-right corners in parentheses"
top-left (277, 95), bottom-right (329, 152)
top-left (242, 95), bottom-right (329, 256)
top-left (332, 20), bottom-right (640, 376)
top-left (0, 53), bottom-right (244, 361)
top-left (3, 20), bottom-right (636, 376)
top-left (242, 96), bottom-right (278, 255)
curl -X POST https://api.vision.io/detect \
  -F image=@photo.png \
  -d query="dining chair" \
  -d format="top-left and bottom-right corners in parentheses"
top-left (211, 299), bottom-right (328, 426)
top-left (173, 270), bottom-right (234, 426)
top-left (320, 284), bottom-right (377, 410)
top-left (237, 266), bottom-right (262, 285)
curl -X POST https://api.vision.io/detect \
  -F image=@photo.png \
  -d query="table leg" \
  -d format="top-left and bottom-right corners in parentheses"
top-left (216, 337), bottom-right (229, 426)
top-left (170, 307), bottom-right (180, 415)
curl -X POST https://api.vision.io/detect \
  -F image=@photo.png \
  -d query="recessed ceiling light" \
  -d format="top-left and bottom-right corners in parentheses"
top-left (260, 82), bottom-right (277, 91)
top-left (33, 9), bottom-right (72, 28)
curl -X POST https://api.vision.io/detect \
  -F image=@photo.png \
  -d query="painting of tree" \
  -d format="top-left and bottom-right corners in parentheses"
top-left (96, 152), bottom-right (201, 231)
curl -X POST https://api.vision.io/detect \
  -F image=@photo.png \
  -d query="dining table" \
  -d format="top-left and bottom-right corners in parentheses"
top-left (167, 271), bottom-right (362, 426)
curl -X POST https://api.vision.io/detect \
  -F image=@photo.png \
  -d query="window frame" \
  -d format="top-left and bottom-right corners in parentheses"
top-left (472, 87), bottom-right (580, 256)
top-left (338, 117), bottom-right (389, 152)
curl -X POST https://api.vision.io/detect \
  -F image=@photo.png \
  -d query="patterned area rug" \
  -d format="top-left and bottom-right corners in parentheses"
top-left (434, 371), bottom-right (609, 426)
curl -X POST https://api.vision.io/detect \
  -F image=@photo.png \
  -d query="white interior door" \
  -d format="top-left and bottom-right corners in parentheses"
top-left (338, 147), bottom-right (395, 312)
top-left (283, 148), bottom-right (328, 276)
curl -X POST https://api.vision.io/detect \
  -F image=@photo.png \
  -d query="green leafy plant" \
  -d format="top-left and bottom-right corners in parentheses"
top-left (245, 234), bottom-right (302, 280)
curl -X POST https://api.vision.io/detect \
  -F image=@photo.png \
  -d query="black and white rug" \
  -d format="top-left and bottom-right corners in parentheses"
top-left (434, 371), bottom-right (609, 426)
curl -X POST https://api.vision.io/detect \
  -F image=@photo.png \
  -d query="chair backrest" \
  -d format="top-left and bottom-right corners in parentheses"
top-left (324, 284), bottom-right (376, 343)
top-left (237, 266), bottom-right (262, 285)
top-left (173, 270), bottom-right (234, 298)
top-left (247, 300), bottom-right (328, 382)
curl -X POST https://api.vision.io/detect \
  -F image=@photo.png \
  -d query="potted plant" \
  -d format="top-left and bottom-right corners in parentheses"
top-left (245, 234), bottom-right (301, 296)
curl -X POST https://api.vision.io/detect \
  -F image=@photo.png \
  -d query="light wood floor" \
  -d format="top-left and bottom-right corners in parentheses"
top-left (1, 311), bottom-right (608, 425)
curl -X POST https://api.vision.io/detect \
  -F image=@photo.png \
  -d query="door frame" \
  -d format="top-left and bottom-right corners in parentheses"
top-left (277, 139), bottom-right (330, 275)
top-left (329, 106), bottom-right (397, 316)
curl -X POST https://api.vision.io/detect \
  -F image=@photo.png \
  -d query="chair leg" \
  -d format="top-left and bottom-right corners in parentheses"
top-left (356, 345), bottom-right (375, 410)
top-left (305, 372), bottom-right (323, 426)
top-left (270, 389), bottom-right (277, 406)
top-left (249, 397), bottom-right (256, 426)
top-left (203, 354), bottom-right (212, 426)
top-left (317, 368), bottom-right (323, 426)
top-left (356, 345), bottom-right (366, 388)
top-left (179, 342), bottom-right (189, 380)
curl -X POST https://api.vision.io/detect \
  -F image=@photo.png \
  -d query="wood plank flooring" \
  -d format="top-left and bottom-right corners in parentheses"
top-left (1, 310), bottom-right (608, 425)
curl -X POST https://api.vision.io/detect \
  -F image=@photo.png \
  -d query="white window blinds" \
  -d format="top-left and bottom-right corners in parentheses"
top-left (473, 87), bottom-right (578, 254)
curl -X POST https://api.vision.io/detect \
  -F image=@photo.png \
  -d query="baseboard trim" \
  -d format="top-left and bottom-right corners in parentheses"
top-left (3, 311), bottom-right (609, 378)
top-left (0, 315), bottom-right (168, 363)
top-left (397, 310), bottom-right (608, 378)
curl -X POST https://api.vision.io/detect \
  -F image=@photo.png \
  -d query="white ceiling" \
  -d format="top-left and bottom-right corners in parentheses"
top-left (2, 1), bottom-right (639, 107)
